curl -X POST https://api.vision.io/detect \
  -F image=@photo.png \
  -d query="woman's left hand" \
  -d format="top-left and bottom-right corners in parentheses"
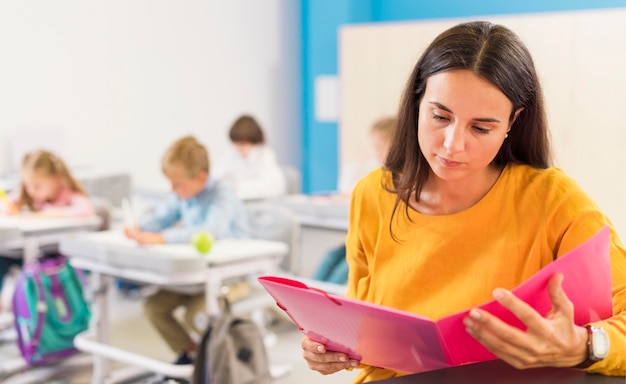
top-left (463, 273), bottom-right (589, 369)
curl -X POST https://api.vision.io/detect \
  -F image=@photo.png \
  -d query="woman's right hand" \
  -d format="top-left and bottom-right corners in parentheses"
top-left (301, 336), bottom-right (359, 375)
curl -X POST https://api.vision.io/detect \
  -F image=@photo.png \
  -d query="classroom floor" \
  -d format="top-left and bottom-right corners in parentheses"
top-left (0, 286), bottom-right (358, 384)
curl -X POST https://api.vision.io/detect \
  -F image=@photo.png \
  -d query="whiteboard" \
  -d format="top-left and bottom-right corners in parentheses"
top-left (339, 8), bottom-right (626, 236)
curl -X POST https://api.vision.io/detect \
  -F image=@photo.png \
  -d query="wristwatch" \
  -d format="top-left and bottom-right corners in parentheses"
top-left (575, 325), bottom-right (610, 369)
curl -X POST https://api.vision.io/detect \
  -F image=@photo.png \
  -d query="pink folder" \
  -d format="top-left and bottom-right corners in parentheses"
top-left (258, 226), bottom-right (613, 374)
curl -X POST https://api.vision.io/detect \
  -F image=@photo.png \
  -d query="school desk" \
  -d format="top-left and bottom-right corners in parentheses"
top-left (0, 228), bottom-right (20, 330)
top-left (59, 230), bottom-right (288, 384)
top-left (267, 193), bottom-right (349, 277)
top-left (0, 214), bottom-right (101, 378)
top-left (373, 359), bottom-right (624, 384)
top-left (0, 215), bottom-right (102, 262)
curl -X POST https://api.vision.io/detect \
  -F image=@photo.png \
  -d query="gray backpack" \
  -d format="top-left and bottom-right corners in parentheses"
top-left (192, 301), bottom-right (271, 384)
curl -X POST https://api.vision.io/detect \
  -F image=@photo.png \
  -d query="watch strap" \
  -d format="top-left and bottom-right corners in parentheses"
top-left (574, 325), bottom-right (603, 369)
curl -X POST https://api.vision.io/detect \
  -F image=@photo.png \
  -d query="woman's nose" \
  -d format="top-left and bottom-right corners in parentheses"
top-left (443, 124), bottom-right (465, 154)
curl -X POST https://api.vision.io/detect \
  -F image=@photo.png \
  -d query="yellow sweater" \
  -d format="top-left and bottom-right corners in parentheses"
top-left (346, 164), bottom-right (626, 382)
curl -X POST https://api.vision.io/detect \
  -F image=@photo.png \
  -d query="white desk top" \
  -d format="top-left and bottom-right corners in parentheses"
top-left (0, 215), bottom-right (102, 235)
top-left (60, 230), bottom-right (289, 275)
top-left (269, 194), bottom-right (349, 231)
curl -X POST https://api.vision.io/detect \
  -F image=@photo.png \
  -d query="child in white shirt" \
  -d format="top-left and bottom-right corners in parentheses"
top-left (213, 115), bottom-right (287, 200)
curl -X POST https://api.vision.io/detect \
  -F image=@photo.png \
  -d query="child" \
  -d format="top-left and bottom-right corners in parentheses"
top-left (1, 149), bottom-right (94, 217)
top-left (124, 135), bottom-right (249, 366)
top-left (0, 149), bottom-right (95, 309)
top-left (313, 117), bottom-right (396, 284)
top-left (337, 116), bottom-right (397, 195)
top-left (213, 115), bottom-right (287, 200)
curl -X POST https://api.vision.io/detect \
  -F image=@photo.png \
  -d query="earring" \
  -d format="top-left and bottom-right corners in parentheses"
top-left (505, 133), bottom-right (509, 138)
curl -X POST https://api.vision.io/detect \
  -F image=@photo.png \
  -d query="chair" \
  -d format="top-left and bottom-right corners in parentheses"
top-left (244, 202), bottom-right (300, 273)
top-left (91, 196), bottom-right (113, 231)
top-left (228, 202), bottom-right (300, 315)
top-left (80, 173), bottom-right (132, 208)
top-left (279, 165), bottom-right (302, 195)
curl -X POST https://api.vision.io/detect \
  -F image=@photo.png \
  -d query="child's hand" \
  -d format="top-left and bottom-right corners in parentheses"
top-left (1, 199), bottom-right (20, 216)
top-left (133, 232), bottom-right (165, 245)
top-left (123, 226), bottom-right (141, 239)
top-left (124, 227), bottom-right (164, 245)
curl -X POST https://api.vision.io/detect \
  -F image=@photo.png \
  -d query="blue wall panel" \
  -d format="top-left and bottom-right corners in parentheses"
top-left (301, 0), bottom-right (371, 193)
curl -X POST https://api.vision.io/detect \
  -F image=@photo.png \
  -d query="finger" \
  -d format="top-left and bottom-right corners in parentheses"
top-left (301, 337), bottom-right (348, 362)
top-left (546, 273), bottom-right (574, 317)
top-left (302, 349), bottom-right (358, 374)
top-left (304, 358), bottom-right (355, 375)
top-left (464, 309), bottom-right (530, 353)
top-left (491, 288), bottom-right (546, 331)
top-left (464, 310), bottom-right (548, 369)
top-left (302, 336), bottom-right (325, 353)
top-left (301, 336), bottom-right (359, 374)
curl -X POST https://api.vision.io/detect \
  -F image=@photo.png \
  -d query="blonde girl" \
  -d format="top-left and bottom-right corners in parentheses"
top-left (0, 150), bottom-right (95, 310)
top-left (4, 150), bottom-right (94, 217)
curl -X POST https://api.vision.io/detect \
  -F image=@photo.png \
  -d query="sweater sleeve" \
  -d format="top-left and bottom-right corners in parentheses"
top-left (560, 221), bottom-right (625, 376)
top-left (544, 172), bottom-right (626, 376)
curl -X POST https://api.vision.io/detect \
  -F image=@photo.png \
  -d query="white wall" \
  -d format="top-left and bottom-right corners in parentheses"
top-left (0, 0), bottom-right (301, 190)
top-left (339, 9), bottom-right (626, 236)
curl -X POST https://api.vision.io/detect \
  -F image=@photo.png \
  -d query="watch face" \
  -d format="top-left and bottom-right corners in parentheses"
top-left (591, 326), bottom-right (610, 359)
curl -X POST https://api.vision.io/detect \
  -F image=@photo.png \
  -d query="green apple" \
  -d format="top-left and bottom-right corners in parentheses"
top-left (192, 231), bottom-right (214, 254)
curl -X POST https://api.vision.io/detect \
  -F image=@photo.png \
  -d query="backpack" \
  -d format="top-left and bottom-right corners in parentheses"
top-left (192, 299), bottom-right (271, 384)
top-left (12, 254), bottom-right (91, 365)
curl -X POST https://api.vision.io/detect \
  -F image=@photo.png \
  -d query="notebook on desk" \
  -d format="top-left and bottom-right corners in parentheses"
top-left (258, 226), bottom-right (612, 375)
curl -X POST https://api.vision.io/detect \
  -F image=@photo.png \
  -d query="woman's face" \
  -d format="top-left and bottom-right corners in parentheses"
top-left (418, 69), bottom-right (516, 183)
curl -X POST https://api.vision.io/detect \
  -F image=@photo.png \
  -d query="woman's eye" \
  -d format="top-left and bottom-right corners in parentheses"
top-left (473, 126), bottom-right (490, 135)
top-left (432, 113), bottom-right (448, 121)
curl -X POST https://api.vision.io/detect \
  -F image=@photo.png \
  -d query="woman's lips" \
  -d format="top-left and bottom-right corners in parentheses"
top-left (438, 156), bottom-right (463, 168)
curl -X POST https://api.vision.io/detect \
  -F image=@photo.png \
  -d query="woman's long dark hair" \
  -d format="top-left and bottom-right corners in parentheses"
top-left (384, 21), bottom-right (552, 236)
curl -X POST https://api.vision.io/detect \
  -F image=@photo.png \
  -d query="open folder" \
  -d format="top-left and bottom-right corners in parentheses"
top-left (258, 226), bottom-right (613, 375)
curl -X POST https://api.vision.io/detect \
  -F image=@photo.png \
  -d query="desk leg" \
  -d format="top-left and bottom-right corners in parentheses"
top-left (22, 238), bottom-right (40, 264)
top-left (91, 272), bottom-right (111, 384)
top-left (205, 270), bottom-right (222, 317)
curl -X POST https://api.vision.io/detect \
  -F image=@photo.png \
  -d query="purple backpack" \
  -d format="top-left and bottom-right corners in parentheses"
top-left (12, 255), bottom-right (91, 365)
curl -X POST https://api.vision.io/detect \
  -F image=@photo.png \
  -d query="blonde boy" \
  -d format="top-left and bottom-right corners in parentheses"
top-left (124, 135), bottom-right (249, 365)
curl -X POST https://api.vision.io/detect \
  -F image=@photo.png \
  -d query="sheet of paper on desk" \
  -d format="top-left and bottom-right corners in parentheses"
top-left (258, 225), bottom-right (612, 374)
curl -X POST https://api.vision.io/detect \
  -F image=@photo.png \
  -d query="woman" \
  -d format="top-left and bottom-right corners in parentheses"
top-left (301, 21), bottom-right (625, 382)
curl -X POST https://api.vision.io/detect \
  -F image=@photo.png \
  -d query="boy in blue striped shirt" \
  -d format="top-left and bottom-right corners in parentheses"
top-left (124, 135), bottom-right (249, 366)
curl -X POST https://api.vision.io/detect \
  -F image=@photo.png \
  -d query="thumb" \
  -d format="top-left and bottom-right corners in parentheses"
top-left (547, 273), bottom-right (574, 317)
